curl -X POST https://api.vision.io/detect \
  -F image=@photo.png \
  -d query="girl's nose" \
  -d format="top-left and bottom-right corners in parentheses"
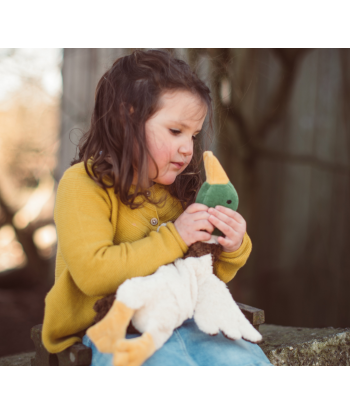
top-left (179, 138), bottom-right (193, 157)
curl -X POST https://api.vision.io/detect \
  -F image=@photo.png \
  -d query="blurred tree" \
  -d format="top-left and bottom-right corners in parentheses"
top-left (0, 49), bottom-right (60, 289)
top-left (0, 49), bottom-right (61, 356)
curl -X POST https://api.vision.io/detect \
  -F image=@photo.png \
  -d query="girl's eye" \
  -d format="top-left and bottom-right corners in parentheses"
top-left (170, 129), bottom-right (198, 140)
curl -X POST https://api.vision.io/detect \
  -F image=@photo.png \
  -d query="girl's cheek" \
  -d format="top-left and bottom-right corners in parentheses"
top-left (155, 148), bottom-right (169, 167)
top-left (164, 149), bottom-right (173, 165)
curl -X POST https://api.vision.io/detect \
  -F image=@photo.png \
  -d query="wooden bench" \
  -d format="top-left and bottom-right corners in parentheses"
top-left (30, 325), bottom-right (92, 366)
top-left (31, 302), bottom-right (265, 366)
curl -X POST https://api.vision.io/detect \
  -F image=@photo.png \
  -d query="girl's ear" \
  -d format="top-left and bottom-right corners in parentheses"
top-left (130, 106), bottom-right (134, 114)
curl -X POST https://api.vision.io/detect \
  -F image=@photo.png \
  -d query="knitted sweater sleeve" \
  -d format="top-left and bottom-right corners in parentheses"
top-left (214, 232), bottom-right (252, 284)
top-left (54, 167), bottom-right (188, 297)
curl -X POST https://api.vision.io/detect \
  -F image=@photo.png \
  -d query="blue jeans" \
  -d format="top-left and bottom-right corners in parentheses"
top-left (82, 318), bottom-right (272, 366)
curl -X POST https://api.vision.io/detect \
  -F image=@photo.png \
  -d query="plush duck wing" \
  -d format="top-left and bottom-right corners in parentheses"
top-left (193, 255), bottom-right (262, 343)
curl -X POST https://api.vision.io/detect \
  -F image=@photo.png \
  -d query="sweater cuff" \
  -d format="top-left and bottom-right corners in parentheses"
top-left (166, 222), bottom-right (189, 254)
top-left (219, 232), bottom-right (252, 259)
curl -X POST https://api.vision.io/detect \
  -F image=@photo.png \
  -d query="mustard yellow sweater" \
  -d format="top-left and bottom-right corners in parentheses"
top-left (42, 162), bottom-right (252, 353)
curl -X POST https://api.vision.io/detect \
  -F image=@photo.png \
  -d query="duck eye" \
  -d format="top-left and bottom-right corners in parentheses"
top-left (226, 200), bottom-right (232, 204)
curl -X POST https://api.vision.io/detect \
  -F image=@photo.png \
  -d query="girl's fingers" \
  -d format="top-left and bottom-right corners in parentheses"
top-left (208, 208), bottom-right (245, 233)
top-left (191, 211), bottom-right (211, 222)
top-left (186, 203), bottom-right (209, 214)
top-left (217, 236), bottom-right (230, 247)
top-left (195, 231), bottom-right (212, 242)
top-left (218, 235), bottom-right (243, 252)
top-left (176, 204), bottom-right (246, 247)
top-left (208, 214), bottom-right (241, 238)
top-left (211, 206), bottom-right (245, 225)
top-left (194, 219), bottom-right (215, 234)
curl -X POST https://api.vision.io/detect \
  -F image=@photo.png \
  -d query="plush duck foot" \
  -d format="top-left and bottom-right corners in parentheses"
top-left (86, 300), bottom-right (135, 354)
top-left (242, 336), bottom-right (263, 345)
top-left (113, 332), bottom-right (156, 366)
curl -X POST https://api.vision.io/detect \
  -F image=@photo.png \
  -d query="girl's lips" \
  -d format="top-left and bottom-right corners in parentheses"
top-left (171, 162), bottom-right (184, 169)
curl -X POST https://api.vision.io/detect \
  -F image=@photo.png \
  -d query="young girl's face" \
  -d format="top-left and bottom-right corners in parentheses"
top-left (144, 90), bottom-right (207, 186)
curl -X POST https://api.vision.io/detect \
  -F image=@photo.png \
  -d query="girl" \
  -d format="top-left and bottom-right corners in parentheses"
top-left (42, 49), bottom-right (272, 366)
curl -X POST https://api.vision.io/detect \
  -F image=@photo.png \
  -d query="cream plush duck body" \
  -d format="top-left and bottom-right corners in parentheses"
top-left (87, 152), bottom-right (262, 366)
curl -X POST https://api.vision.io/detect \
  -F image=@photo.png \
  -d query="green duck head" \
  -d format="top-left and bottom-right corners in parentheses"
top-left (195, 151), bottom-right (239, 236)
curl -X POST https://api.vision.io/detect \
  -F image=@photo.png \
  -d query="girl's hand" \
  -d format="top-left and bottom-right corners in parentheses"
top-left (174, 203), bottom-right (215, 246)
top-left (208, 206), bottom-right (246, 253)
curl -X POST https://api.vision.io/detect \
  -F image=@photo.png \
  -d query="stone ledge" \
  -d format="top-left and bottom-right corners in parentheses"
top-left (1, 325), bottom-right (350, 366)
top-left (260, 324), bottom-right (350, 366)
top-left (0, 351), bottom-right (35, 366)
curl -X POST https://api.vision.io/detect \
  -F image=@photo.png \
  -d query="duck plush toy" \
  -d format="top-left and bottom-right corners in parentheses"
top-left (87, 151), bottom-right (262, 366)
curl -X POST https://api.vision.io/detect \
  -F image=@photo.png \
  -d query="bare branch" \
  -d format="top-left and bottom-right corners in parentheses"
top-left (207, 48), bottom-right (255, 158)
top-left (215, 49), bottom-right (311, 153)
top-left (254, 49), bottom-right (311, 141)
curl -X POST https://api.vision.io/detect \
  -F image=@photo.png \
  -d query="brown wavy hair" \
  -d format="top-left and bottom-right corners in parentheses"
top-left (72, 49), bottom-right (212, 209)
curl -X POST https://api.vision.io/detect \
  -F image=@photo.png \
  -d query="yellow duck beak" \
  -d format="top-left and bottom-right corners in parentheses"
top-left (203, 151), bottom-right (229, 185)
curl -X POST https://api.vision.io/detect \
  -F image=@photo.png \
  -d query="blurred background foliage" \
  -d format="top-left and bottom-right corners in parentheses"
top-left (0, 48), bottom-right (61, 356)
top-left (0, 48), bottom-right (349, 357)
